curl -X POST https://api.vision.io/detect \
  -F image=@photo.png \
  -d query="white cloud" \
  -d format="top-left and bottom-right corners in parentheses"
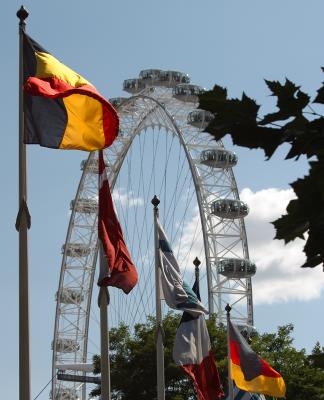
top-left (173, 205), bottom-right (205, 269)
top-left (112, 188), bottom-right (144, 207)
top-left (240, 187), bottom-right (324, 304)
top-left (171, 187), bottom-right (324, 305)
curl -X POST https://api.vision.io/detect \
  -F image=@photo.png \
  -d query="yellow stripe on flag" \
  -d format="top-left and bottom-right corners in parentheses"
top-left (231, 362), bottom-right (286, 398)
top-left (60, 94), bottom-right (106, 151)
top-left (35, 51), bottom-right (90, 87)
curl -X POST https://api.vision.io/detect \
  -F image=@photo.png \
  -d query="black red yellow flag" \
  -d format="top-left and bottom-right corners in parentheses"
top-left (229, 320), bottom-right (286, 398)
top-left (23, 33), bottom-right (119, 151)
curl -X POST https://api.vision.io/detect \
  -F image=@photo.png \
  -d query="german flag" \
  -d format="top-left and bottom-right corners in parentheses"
top-left (23, 33), bottom-right (119, 151)
top-left (229, 320), bottom-right (286, 398)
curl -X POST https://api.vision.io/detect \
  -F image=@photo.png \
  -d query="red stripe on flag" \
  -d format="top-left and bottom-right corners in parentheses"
top-left (25, 77), bottom-right (119, 148)
top-left (102, 102), bottom-right (119, 148)
top-left (229, 339), bottom-right (241, 366)
top-left (230, 337), bottom-right (281, 378)
top-left (25, 77), bottom-right (102, 98)
top-left (182, 351), bottom-right (224, 400)
top-left (259, 358), bottom-right (282, 378)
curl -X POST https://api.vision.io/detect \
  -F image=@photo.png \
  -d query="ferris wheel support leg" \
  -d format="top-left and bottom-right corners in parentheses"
top-left (98, 286), bottom-right (111, 400)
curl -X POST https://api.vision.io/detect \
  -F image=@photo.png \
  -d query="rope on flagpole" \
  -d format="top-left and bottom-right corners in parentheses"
top-left (32, 375), bottom-right (56, 400)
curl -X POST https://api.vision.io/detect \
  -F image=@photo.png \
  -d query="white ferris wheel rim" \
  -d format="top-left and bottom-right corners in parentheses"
top-left (51, 81), bottom-right (254, 400)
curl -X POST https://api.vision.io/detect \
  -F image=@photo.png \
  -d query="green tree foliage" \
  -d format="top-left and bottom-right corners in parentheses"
top-left (198, 76), bottom-right (324, 269)
top-left (90, 314), bottom-right (324, 400)
top-left (309, 342), bottom-right (324, 369)
top-left (251, 324), bottom-right (324, 400)
top-left (91, 313), bottom-right (196, 400)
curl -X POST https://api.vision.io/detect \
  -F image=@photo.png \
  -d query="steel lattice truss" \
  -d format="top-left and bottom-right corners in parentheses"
top-left (51, 78), bottom-right (254, 400)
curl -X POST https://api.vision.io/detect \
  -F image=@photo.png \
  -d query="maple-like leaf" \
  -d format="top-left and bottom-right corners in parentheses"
top-left (198, 74), bottom-right (324, 270)
top-left (260, 79), bottom-right (310, 125)
top-left (313, 67), bottom-right (324, 104)
top-left (273, 161), bottom-right (324, 268)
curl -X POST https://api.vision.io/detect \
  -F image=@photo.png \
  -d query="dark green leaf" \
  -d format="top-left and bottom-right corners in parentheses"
top-left (301, 255), bottom-right (324, 269)
top-left (198, 84), bottom-right (227, 113)
top-left (313, 68), bottom-right (324, 104)
top-left (284, 117), bottom-right (324, 160)
top-left (199, 77), bottom-right (324, 270)
top-left (260, 79), bottom-right (310, 125)
top-left (273, 161), bottom-right (324, 268)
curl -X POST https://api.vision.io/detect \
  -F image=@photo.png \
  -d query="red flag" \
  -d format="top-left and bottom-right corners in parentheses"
top-left (98, 150), bottom-right (138, 293)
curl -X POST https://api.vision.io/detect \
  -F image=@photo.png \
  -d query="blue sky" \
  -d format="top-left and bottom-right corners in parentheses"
top-left (1, 1), bottom-right (324, 398)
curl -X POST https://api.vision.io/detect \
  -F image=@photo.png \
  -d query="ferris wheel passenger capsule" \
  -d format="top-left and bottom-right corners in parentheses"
top-left (187, 109), bottom-right (214, 129)
top-left (109, 97), bottom-right (128, 108)
top-left (50, 388), bottom-right (78, 400)
top-left (52, 338), bottom-right (80, 353)
top-left (217, 258), bottom-right (256, 278)
top-left (81, 157), bottom-right (110, 174)
top-left (123, 78), bottom-right (145, 94)
top-left (211, 199), bottom-right (249, 219)
top-left (70, 198), bottom-right (98, 214)
top-left (237, 323), bottom-right (258, 339)
top-left (173, 84), bottom-right (205, 102)
top-left (139, 69), bottom-right (163, 85)
top-left (56, 288), bottom-right (84, 304)
top-left (81, 158), bottom-right (99, 174)
top-left (200, 148), bottom-right (238, 168)
top-left (156, 70), bottom-right (190, 87)
top-left (62, 243), bottom-right (91, 257)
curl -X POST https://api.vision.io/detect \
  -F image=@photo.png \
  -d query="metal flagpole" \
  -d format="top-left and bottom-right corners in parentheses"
top-left (193, 257), bottom-right (203, 366)
top-left (226, 303), bottom-right (234, 400)
top-left (151, 195), bottom-right (165, 400)
top-left (16, 6), bottom-right (31, 400)
top-left (98, 284), bottom-right (111, 400)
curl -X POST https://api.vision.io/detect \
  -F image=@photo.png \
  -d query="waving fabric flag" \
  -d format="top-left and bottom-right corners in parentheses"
top-left (157, 219), bottom-right (208, 316)
top-left (229, 320), bottom-right (286, 398)
top-left (23, 33), bottom-right (119, 151)
top-left (98, 151), bottom-right (138, 293)
top-left (173, 278), bottom-right (224, 400)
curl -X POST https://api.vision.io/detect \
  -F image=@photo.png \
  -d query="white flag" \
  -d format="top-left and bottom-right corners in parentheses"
top-left (157, 219), bottom-right (208, 316)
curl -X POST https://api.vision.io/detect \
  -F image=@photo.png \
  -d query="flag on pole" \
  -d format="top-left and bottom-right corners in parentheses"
top-left (98, 151), bottom-right (138, 293)
top-left (23, 33), bottom-right (119, 151)
top-left (173, 277), bottom-right (224, 400)
top-left (229, 320), bottom-right (286, 398)
top-left (157, 219), bottom-right (208, 316)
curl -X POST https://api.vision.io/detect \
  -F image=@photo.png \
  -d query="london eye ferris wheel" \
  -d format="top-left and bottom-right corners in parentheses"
top-left (51, 69), bottom-right (257, 400)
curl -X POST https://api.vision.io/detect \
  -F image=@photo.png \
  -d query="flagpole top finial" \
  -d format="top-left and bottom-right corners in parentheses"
top-left (225, 303), bottom-right (232, 315)
top-left (151, 195), bottom-right (160, 209)
top-left (194, 257), bottom-right (200, 280)
top-left (193, 257), bottom-right (201, 268)
top-left (17, 5), bottom-right (29, 22)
